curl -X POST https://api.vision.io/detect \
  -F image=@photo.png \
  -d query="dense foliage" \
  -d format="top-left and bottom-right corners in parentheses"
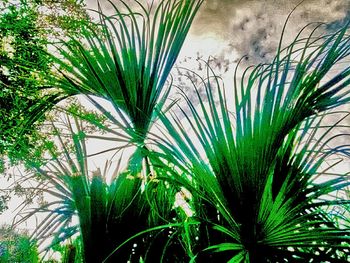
top-left (0, 225), bottom-right (39, 263)
top-left (0, 0), bottom-right (90, 163)
top-left (0, 0), bottom-right (52, 160)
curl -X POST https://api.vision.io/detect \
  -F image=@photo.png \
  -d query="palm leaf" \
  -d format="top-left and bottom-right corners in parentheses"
top-left (50, 0), bottom-right (203, 145)
top-left (151, 21), bottom-right (350, 262)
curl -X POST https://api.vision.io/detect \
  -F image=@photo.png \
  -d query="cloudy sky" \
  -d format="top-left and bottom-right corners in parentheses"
top-left (82, 1), bottom-right (346, 98)
top-left (189, 0), bottom-right (349, 63)
top-left (84, 0), bottom-right (350, 73)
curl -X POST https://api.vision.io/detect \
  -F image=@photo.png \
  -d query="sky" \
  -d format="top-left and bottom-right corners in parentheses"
top-left (83, 0), bottom-right (350, 104)
top-left (187, 0), bottom-right (350, 63)
top-left (85, 0), bottom-right (350, 61)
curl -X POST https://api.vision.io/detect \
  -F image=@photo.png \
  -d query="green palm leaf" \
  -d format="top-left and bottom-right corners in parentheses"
top-left (51, 0), bottom-right (203, 145)
top-left (151, 21), bottom-right (350, 262)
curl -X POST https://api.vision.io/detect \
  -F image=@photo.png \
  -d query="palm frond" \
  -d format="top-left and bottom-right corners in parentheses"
top-left (51, 0), bottom-right (203, 145)
top-left (14, 112), bottom-right (195, 262)
top-left (151, 21), bottom-right (350, 262)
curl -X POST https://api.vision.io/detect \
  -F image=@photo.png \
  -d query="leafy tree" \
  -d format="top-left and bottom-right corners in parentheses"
top-left (0, 0), bottom-right (53, 161)
top-left (0, 0), bottom-right (91, 164)
top-left (35, 0), bottom-right (90, 38)
top-left (0, 225), bottom-right (39, 263)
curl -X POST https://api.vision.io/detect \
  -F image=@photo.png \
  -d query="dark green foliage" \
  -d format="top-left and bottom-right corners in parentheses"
top-left (0, 0), bottom-right (53, 161)
top-left (15, 114), bottom-right (192, 263)
top-left (0, 225), bottom-right (39, 263)
top-left (0, 0), bottom-right (92, 164)
top-left (0, 193), bottom-right (9, 214)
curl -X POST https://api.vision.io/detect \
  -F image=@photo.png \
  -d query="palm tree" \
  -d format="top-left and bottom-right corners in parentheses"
top-left (15, 114), bottom-right (188, 262)
top-left (12, 1), bottom-right (203, 261)
top-left (151, 20), bottom-right (350, 262)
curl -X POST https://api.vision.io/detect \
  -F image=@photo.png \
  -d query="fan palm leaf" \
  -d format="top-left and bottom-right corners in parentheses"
top-left (151, 21), bottom-right (350, 262)
top-left (50, 0), bottom-right (203, 145)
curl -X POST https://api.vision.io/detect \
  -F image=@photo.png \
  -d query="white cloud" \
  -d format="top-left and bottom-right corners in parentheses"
top-left (190, 0), bottom-right (350, 64)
